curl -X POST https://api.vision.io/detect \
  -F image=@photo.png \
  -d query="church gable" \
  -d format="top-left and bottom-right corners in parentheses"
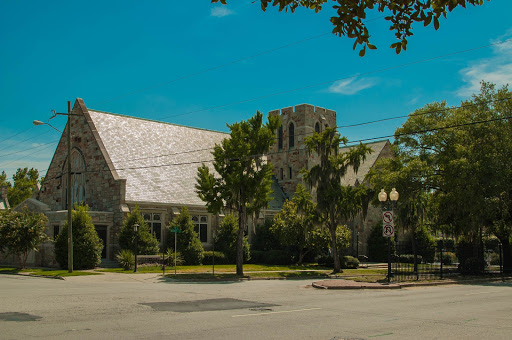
top-left (38, 99), bottom-right (125, 213)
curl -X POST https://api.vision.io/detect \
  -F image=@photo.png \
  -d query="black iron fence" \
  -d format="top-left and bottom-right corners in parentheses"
top-left (390, 239), bottom-right (504, 282)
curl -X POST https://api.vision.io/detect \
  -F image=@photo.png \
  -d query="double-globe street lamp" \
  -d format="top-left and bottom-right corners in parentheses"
top-left (33, 101), bottom-right (79, 273)
top-left (378, 188), bottom-right (399, 283)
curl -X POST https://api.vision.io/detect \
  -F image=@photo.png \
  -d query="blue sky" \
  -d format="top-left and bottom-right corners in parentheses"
top-left (1, 0), bottom-right (511, 181)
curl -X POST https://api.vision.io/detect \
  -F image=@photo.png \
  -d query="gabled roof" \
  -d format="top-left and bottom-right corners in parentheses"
top-left (87, 110), bottom-right (228, 206)
top-left (339, 140), bottom-right (391, 186)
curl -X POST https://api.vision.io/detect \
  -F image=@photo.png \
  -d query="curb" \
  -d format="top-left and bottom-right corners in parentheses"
top-left (1, 272), bottom-right (65, 280)
top-left (312, 277), bottom-right (511, 290)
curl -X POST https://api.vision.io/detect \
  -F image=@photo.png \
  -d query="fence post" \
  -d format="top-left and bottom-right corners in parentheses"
top-left (499, 242), bottom-right (503, 276)
top-left (440, 239), bottom-right (444, 280)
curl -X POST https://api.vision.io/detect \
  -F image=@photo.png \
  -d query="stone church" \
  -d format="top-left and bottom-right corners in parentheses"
top-left (4, 99), bottom-right (391, 267)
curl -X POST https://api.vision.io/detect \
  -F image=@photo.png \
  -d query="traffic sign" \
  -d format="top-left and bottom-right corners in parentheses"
top-left (383, 224), bottom-right (395, 237)
top-left (169, 227), bottom-right (182, 233)
top-left (382, 211), bottom-right (393, 224)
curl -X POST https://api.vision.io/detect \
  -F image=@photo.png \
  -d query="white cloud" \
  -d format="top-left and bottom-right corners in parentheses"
top-left (210, 7), bottom-right (234, 18)
top-left (327, 76), bottom-right (378, 95)
top-left (458, 30), bottom-right (512, 97)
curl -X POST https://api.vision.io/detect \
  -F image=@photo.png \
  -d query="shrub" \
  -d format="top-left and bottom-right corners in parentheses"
top-left (459, 256), bottom-right (487, 275)
top-left (413, 226), bottom-right (436, 263)
top-left (168, 207), bottom-right (204, 265)
top-left (316, 254), bottom-right (334, 267)
top-left (251, 219), bottom-right (280, 251)
top-left (203, 251), bottom-right (229, 265)
top-left (118, 206), bottom-right (159, 255)
top-left (398, 254), bottom-right (423, 264)
top-left (116, 250), bottom-right (135, 270)
top-left (488, 252), bottom-right (500, 266)
top-left (367, 221), bottom-right (393, 262)
top-left (165, 249), bottom-right (185, 266)
top-left (342, 255), bottom-right (359, 269)
top-left (215, 214), bottom-right (250, 263)
top-left (55, 204), bottom-right (103, 269)
top-left (249, 249), bottom-right (293, 265)
top-left (438, 252), bottom-right (457, 265)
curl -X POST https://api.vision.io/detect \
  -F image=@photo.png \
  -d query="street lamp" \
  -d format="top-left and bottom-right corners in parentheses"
top-left (133, 224), bottom-right (139, 273)
top-left (378, 188), bottom-right (399, 283)
top-left (33, 101), bottom-right (77, 273)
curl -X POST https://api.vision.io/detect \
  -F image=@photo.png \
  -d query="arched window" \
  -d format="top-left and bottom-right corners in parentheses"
top-left (62, 149), bottom-right (86, 206)
top-left (289, 123), bottom-right (295, 148)
top-left (315, 122), bottom-right (320, 133)
top-left (278, 126), bottom-right (283, 150)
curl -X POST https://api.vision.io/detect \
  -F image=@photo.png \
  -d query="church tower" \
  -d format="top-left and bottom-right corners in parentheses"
top-left (267, 104), bottom-right (337, 197)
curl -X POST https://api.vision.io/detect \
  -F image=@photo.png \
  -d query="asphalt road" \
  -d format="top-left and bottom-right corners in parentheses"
top-left (1, 273), bottom-right (511, 339)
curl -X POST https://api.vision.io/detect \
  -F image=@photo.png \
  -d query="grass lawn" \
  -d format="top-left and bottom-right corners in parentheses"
top-left (0, 266), bottom-right (101, 277)
top-left (97, 263), bottom-right (332, 274)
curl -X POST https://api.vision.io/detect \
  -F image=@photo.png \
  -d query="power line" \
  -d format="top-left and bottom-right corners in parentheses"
top-left (155, 38), bottom-right (512, 121)
top-left (0, 126), bottom-right (34, 144)
top-left (39, 111), bottom-right (512, 183)
top-left (0, 140), bottom-right (60, 159)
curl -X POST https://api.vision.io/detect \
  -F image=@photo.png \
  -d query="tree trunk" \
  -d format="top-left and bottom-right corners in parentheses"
top-left (329, 213), bottom-right (342, 273)
top-left (236, 205), bottom-right (246, 276)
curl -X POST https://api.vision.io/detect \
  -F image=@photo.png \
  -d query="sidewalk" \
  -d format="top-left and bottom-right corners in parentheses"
top-left (312, 276), bottom-right (512, 290)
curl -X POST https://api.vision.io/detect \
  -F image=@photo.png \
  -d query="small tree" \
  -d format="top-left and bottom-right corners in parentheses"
top-left (55, 204), bottom-right (103, 269)
top-left (168, 207), bottom-right (204, 265)
top-left (272, 184), bottom-right (318, 265)
top-left (0, 208), bottom-right (49, 269)
top-left (7, 167), bottom-right (39, 207)
top-left (118, 206), bottom-right (159, 255)
top-left (216, 214), bottom-right (250, 264)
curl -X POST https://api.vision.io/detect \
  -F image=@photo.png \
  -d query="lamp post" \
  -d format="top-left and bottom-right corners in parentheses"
top-left (378, 188), bottom-right (399, 284)
top-left (33, 101), bottom-right (77, 273)
top-left (133, 223), bottom-right (139, 273)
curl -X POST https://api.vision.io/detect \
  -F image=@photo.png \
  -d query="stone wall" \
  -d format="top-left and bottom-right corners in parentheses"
top-left (267, 104), bottom-right (337, 197)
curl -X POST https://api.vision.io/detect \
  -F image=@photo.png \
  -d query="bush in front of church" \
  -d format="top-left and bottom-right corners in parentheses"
top-left (215, 214), bottom-right (250, 264)
top-left (55, 204), bottom-right (103, 269)
top-left (167, 207), bottom-right (204, 265)
top-left (118, 206), bottom-right (159, 255)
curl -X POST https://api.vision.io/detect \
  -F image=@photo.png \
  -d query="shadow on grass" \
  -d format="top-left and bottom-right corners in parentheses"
top-left (0, 267), bottom-right (20, 274)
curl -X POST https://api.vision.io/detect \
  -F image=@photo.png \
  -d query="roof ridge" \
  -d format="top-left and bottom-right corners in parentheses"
top-left (88, 109), bottom-right (229, 135)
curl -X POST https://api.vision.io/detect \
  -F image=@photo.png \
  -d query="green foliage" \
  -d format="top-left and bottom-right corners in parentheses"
top-left (116, 249), bottom-right (135, 270)
top-left (252, 219), bottom-right (280, 251)
top-left (54, 204), bottom-right (103, 269)
top-left (195, 110), bottom-right (280, 275)
top-left (249, 249), bottom-right (294, 265)
top-left (438, 252), bottom-right (457, 266)
top-left (271, 184), bottom-right (319, 264)
top-left (0, 171), bottom-right (10, 188)
top-left (118, 206), bottom-right (159, 255)
top-left (168, 207), bottom-right (204, 265)
top-left (413, 225), bottom-right (436, 263)
top-left (367, 221), bottom-right (393, 262)
top-left (203, 251), bottom-right (229, 265)
top-left (342, 255), bottom-right (359, 269)
top-left (212, 1), bottom-right (485, 55)
top-left (215, 214), bottom-right (250, 263)
top-left (302, 127), bottom-right (371, 273)
top-left (7, 168), bottom-right (39, 207)
top-left (165, 249), bottom-right (185, 266)
top-left (0, 207), bottom-right (49, 268)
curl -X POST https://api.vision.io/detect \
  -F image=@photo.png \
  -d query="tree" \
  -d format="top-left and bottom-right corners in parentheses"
top-left (0, 208), bottom-right (49, 269)
top-left (215, 214), bottom-right (250, 263)
top-left (212, 0), bottom-right (486, 55)
top-left (271, 184), bottom-right (319, 264)
top-left (118, 206), bottom-right (159, 255)
top-left (7, 167), bottom-right (39, 207)
top-left (54, 204), bottom-right (103, 269)
top-left (168, 207), bottom-right (204, 265)
top-left (302, 127), bottom-right (372, 273)
top-left (0, 171), bottom-right (10, 188)
top-left (196, 110), bottom-right (280, 276)
top-left (369, 82), bottom-right (512, 272)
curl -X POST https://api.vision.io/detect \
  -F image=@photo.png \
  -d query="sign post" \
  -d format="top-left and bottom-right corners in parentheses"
top-left (382, 211), bottom-right (394, 283)
top-left (169, 227), bottom-right (182, 277)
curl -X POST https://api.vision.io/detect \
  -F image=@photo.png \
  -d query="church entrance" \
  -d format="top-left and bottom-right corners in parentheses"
top-left (95, 225), bottom-right (108, 259)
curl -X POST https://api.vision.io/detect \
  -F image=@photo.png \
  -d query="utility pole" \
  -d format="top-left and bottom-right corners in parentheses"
top-left (67, 101), bottom-right (73, 273)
